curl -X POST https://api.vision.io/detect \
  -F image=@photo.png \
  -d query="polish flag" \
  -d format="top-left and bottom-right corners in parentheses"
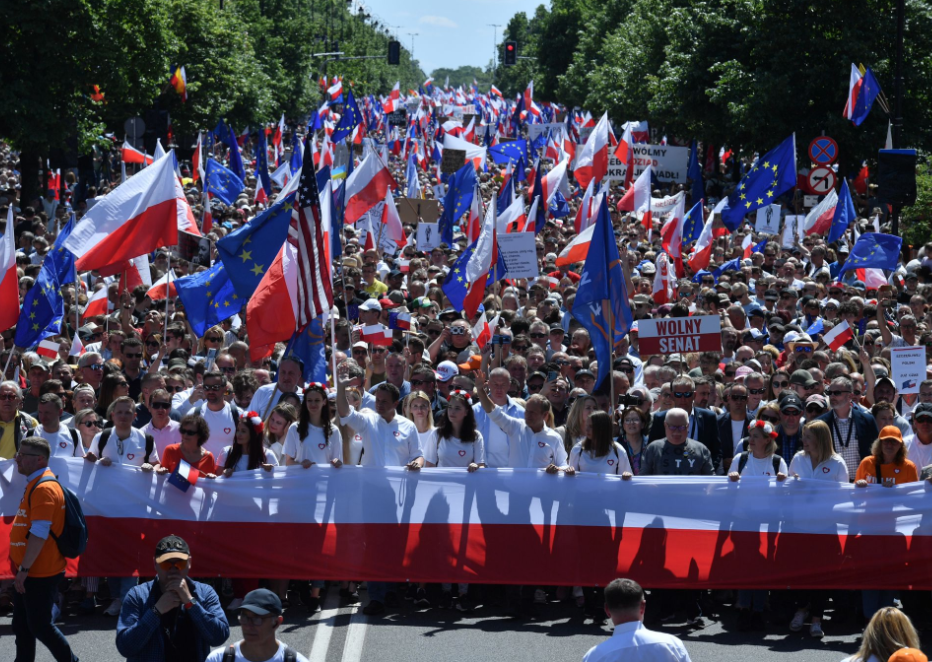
top-left (0, 208), bottom-right (17, 333)
top-left (613, 123), bottom-right (635, 188)
top-left (660, 193), bottom-right (686, 259)
top-left (146, 270), bottom-right (177, 301)
top-left (327, 79), bottom-right (343, 101)
top-left (541, 159), bottom-right (569, 205)
top-left (490, 85), bottom-right (502, 98)
top-left (555, 223), bottom-right (595, 267)
top-left (463, 117), bottom-right (476, 143)
top-left (344, 153), bottom-right (398, 224)
top-left (37, 339), bottom-right (60, 360)
top-left (573, 112), bottom-right (610, 190)
top-left (69, 334), bottom-right (85, 358)
top-left (359, 324), bottom-right (393, 346)
top-left (525, 197), bottom-right (541, 234)
top-left (804, 189), bottom-right (839, 236)
top-left (687, 213), bottom-right (714, 273)
top-left (383, 82), bottom-right (401, 113)
top-left (119, 254), bottom-right (152, 292)
top-left (463, 201), bottom-right (498, 317)
top-left (573, 180), bottom-right (597, 234)
top-left (652, 252), bottom-right (676, 305)
top-left (174, 174), bottom-right (200, 236)
top-left (121, 141), bottom-right (153, 165)
top-left (856, 268), bottom-right (887, 290)
top-left (742, 234), bottom-right (754, 259)
top-left (844, 64), bottom-right (863, 120)
top-left (379, 191), bottom-right (406, 249)
top-left (192, 132), bottom-right (204, 183)
top-left (83, 287), bottom-right (112, 320)
top-left (823, 320), bottom-right (853, 351)
top-left (623, 120), bottom-right (650, 143)
top-left (618, 166), bottom-right (653, 230)
top-left (388, 311), bottom-right (411, 331)
top-left (471, 311), bottom-right (498, 349)
top-left (498, 196), bottom-right (527, 234)
top-left (466, 191), bottom-right (481, 243)
top-left (64, 152), bottom-right (179, 271)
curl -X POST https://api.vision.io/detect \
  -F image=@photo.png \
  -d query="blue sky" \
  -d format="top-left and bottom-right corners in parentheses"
top-left (357, 0), bottom-right (546, 75)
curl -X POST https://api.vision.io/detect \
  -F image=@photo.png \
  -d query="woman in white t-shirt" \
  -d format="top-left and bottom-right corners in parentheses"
top-left (403, 390), bottom-right (435, 456)
top-left (283, 384), bottom-right (343, 469)
top-left (568, 411), bottom-right (632, 476)
top-left (264, 403), bottom-right (297, 462)
top-left (786, 419), bottom-right (848, 638)
top-left (727, 418), bottom-right (786, 630)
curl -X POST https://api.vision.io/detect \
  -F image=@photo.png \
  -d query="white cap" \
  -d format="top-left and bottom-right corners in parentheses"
top-left (359, 299), bottom-right (382, 312)
top-left (353, 341), bottom-right (369, 350)
top-left (436, 360), bottom-right (459, 382)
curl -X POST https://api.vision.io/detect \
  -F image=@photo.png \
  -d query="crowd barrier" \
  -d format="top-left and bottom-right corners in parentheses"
top-left (2, 458), bottom-right (932, 589)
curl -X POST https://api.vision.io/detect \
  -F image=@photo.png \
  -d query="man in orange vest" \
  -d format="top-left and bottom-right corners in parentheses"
top-left (9, 436), bottom-right (77, 661)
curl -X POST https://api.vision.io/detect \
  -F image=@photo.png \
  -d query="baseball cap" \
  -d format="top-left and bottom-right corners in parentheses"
top-left (239, 588), bottom-right (283, 616)
top-left (549, 323), bottom-right (565, 334)
top-left (805, 393), bottom-right (828, 409)
top-left (789, 369), bottom-right (817, 387)
top-left (574, 369), bottom-right (596, 380)
top-left (359, 299), bottom-right (382, 312)
top-left (436, 360), bottom-right (459, 383)
top-left (913, 403), bottom-right (932, 420)
top-left (779, 393), bottom-right (804, 413)
top-left (352, 341), bottom-right (368, 350)
top-left (876, 376), bottom-right (897, 392)
top-left (154, 535), bottom-right (191, 563)
top-left (889, 649), bottom-right (928, 662)
top-left (879, 425), bottom-right (904, 443)
top-left (378, 298), bottom-right (398, 309)
top-left (458, 355), bottom-right (482, 371)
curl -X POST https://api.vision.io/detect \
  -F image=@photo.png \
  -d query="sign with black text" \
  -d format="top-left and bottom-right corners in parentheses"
top-left (637, 315), bottom-right (722, 355)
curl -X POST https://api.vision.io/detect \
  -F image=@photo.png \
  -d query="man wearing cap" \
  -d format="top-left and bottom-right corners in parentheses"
top-left (871, 375), bottom-right (911, 436)
top-left (776, 393), bottom-right (805, 460)
top-left (789, 369), bottom-right (819, 400)
top-left (23, 360), bottom-right (50, 414)
top-left (435, 360), bottom-right (459, 400)
top-left (816, 375), bottom-right (879, 480)
top-left (116, 535), bottom-right (229, 662)
top-left (205, 589), bottom-right (309, 662)
top-left (905, 403), bottom-right (932, 471)
top-left (358, 299), bottom-right (382, 327)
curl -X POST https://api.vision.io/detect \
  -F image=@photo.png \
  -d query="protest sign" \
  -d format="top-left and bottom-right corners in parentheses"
top-left (527, 123), bottom-right (563, 140)
top-left (891, 347), bottom-right (925, 394)
top-left (755, 204), bottom-right (782, 235)
top-left (387, 109), bottom-right (407, 127)
top-left (783, 215), bottom-right (803, 247)
top-left (441, 149), bottom-right (467, 174)
top-left (416, 222), bottom-right (441, 252)
top-left (396, 198), bottom-right (440, 225)
top-left (496, 232), bottom-right (538, 279)
top-left (175, 231), bottom-right (212, 267)
top-left (637, 315), bottom-right (722, 355)
top-left (606, 144), bottom-right (689, 183)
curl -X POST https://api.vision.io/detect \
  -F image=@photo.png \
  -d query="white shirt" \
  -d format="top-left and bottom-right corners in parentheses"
top-left (788, 452), bottom-right (849, 482)
top-left (340, 409), bottom-right (422, 467)
top-left (217, 445), bottom-right (279, 473)
top-left (423, 431), bottom-right (486, 467)
top-left (488, 406), bottom-right (568, 469)
top-left (37, 425), bottom-right (85, 458)
top-left (582, 621), bottom-right (691, 662)
top-left (905, 433), bottom-right (932, 472)
top-left (248, 383), bottom-right (303, 418)
top-left (474, 398), bottom-right (525, 468)
top-left (89, 427), bottom-right (159, 466)
top-left (282, 422), bottom-right (342, 465)
top-left (569, 442), bottom-right (631, 475)
top-left (197, 403), bottom-right (238, 458)
top-left (206, 642), bottom-right (310, 662)
top-left (727, 453), bottom-right (788, 477)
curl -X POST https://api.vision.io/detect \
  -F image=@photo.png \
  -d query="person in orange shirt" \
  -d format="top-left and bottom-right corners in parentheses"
top-left (9, 436), bottom-right (78, 662)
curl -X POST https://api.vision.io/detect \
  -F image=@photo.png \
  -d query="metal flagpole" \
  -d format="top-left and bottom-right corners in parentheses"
top-left (163, 251), bottom-right (171, 339)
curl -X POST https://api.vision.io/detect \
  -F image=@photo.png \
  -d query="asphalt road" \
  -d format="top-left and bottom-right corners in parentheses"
top-left (0, 584), bottom-right (907, 662)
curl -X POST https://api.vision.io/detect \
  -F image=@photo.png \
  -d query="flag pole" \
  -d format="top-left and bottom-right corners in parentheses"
top-left (262, 331), bottom-right (296, 421)
top-left (163, 250), bottom-right (171, 340)
top-left (330, 309), bottom-right (338, 388)
top-left (606, 296), bottom-right (615, 413)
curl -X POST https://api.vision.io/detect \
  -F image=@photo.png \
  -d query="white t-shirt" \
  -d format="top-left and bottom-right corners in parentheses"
top-left (727, 453), bottom-right (788, 477)
top-left (423, 431), bottom-right (486, 467)
top-left (206, 642), bottom-right (310, 662)
top-left (36, 425), bottom-right (86, 458)
top-left (217, 445), bottom-right (279, 473)
top-left (788, 452), bottom-right (849, 482)
top-left (281, 422), bottom-right (342, 465)
top-left (89, 428), bottom-right (160, 467)
top-left (199, 404), bottom-right (238, 458)
top-left (347, 431), bottom-right (364, 465)
top-left (340, 409), bottom-right (422, 467)
top-left (266, 440), bottom-right (284, 462)
top-left (905, 434), bottom-right (932, 472)
top-left (568, 442), bottom-right (632, 475)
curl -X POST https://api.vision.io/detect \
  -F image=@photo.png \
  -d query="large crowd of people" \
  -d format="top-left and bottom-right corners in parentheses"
top-left (1, 111), bottom-right (931, 662)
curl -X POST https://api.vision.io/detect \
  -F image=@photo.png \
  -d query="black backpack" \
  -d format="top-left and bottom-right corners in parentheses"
top-left (97, 428), bottom-right (155, 463)
top-left (737, 451), bottom-right (783, 476)
top-left (222, 644), bottom-right (296, 662)
top-left (28, 475), bottom-right (88, 558)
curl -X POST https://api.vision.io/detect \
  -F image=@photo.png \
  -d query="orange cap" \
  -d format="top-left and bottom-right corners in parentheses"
top-left (879, 425), bottom-right (904, 443)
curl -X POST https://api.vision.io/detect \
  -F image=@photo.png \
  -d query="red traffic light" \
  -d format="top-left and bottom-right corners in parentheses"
top-left (506, 43), bottom-right (514, 51)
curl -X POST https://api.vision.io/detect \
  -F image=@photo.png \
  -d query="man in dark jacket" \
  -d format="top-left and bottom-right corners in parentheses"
top-left (647, 375), bottom-right (723, 473)
top-left (816, 375), bottom-right (879, 481)
top-left (115, 535), bottom-right (229, 662)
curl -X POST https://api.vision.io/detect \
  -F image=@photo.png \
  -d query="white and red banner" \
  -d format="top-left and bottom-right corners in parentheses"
top-left (635, 314), bottom-right (723, 355)
top-left (4, 459), bottom-right (932, 588)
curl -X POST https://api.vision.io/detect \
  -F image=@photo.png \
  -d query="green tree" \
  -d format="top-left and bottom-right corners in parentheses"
top-left (430, 66), bottom-right (492, 91)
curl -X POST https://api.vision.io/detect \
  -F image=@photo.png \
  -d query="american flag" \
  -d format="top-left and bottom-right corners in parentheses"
top-left (288, 137), bottom-right (333, 328)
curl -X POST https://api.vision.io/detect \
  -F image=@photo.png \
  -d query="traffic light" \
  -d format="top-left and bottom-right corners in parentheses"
top-left (387, 40), bottom-right (401, 65)
top-left (503, 41), bottom-right (517, 66)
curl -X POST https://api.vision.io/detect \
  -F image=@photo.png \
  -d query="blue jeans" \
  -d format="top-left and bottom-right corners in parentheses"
top-left (737, 589), bottom-right (767, 612)
top-left (108, 576), bottom-right (137, 602)
top-left (367, 581), bottom-right (394, 604)
top-left (12, 573), bottom-right (77, 662)
top-left (863, 589), bottom-right (897, 617)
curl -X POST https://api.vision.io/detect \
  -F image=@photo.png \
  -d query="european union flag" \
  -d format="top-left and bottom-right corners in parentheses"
top-left (405, 153), bottom-right (419, 199)
top-left (256, 130), bottom-right (272, 198)
top-left (549, 190), bottom-right (569, 218)
top-left (216, 191), bottom-right (295, 299)
top-left (289, 315), bottom-right (328, 384)
top-left (852, 67), bottom-right (882, 126)
top-left (227, 125), bottom-right (247, 182)
top-left (682, 201), bottom-right (704, 246)
top-left (175, 262), bottom-right (240, 337)
top-left (688, 140), bottom-right (704, 206)
top-left (489, 139), bottom-right (529, 165)
top-left (720, 135), bottom-right (797, 232)
top-left (441, 242), bottom-right (476, 313)
top-left (205, 159), bottom-right (245, 205)
top-left (439, 163), bottom-right (476, 245)
top-left (332, 91), bottom-right (363, 143)
top-left (839, 232), bottom-right (903, 278)
top-left (14, 265), bottom-right (64, 348)
top-left (691, 269), bottom-right (713, 284)
top-left (751, 239), bottom-right (768, 254)
top-left (806, 318), bottom-right (825, 336)
top-left (571, 198), bottom-right (633, 390)
top-left (289, 132), bottom-right (304, 177)
top-left (496, 175), bottom-right (514, 215)
top-left (828, 178), bottom-right (856, 244)
top-left (712, 257), bottom-right (742, 280)
top-left (531, 129), bottom-right (548, 153)
top-left (45, 214), bottom-right (76, 287)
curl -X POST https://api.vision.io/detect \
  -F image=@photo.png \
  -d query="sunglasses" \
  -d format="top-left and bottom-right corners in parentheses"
top-left (806, 405), bottom-right (825, 414)
top-left (150, 402), bottom-right (171, 410)
top-left (87, 364), bottom-right (104, 371)
top-left (0, 394), bottom-right (18, 401)
top-left (425, 329), bottom-right (441, 336)
top-left (825, 390), bottom-right (851, 396)
top-left (725, 371), bottom-right (737, 377)
top-left (512, 345), bottom-right (529, 351)
top-left (166, 385), bottom-right (184, 393)
top-left (771, 381), bottom-right (788, 388)
top-left (794, 346), bottom-right (813, 353)
top-left (666, 425), bottom-right (687, 432)
top-left (748, 388), bottom-right (766, 395)
top-left (781, 409), bottom-right (801, 417)
top-left (123, 353), bottom-right (142, 359)
top-left (529, 333), bottom-right (546, 339)
top-left (205, 337), bottom-right (222, 343)
top-left (731, 394), bottom-right (749, 401)
top-left (145, 341), bottom-right (160, 348)
top-left (673, 391), bottom-right (693, 398)
top-left (410, 379), bottom-right (435, 387)
top-left (158, 559), bottom-right (187, 571)
top-left (81, 420), bottom-right (102, 428)
top-left (220, 366), bottom-right (236, 374)
top-left (204, 384), bottom-right (224, 391)
top-left (760, 416), bottom-right (780, 424)
top-left (180, 428), bottom-right (199, 436)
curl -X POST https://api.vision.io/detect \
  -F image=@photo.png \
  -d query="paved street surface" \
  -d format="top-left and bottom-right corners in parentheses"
top-left (0, 584), bottom-right (894, 662)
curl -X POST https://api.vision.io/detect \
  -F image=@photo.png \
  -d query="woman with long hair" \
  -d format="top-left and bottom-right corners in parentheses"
top-left (568, 411), bottom-right (632, 476)
top-left (95, 373), bottom-right (130, 418)
top-left (283, 383), bottom-right (343, 469)
top-left (265, 403), bottom-right (298, 462)
top-left (560, 395), bottom-right (597, 454)
top-left (424, 390), bottom-right (484, 612)
top-left (842, 606), bottom-right (921, 662)
top-left (619, 406), bottom-right (651, 475)
top-left (403, 390), bottom-right (435, 452)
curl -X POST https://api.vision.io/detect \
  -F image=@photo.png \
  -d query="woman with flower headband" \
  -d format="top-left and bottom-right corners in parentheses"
top-left (424, 389), bottom-right (485, 612)
top-left (282, 383), bottom-right (343, 470)
top-left (727, 417), bottom-right (787, 631)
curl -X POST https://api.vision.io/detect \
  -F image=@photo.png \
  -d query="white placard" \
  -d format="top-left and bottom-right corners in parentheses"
top-left (606, 144), bottom-right (690, 183)
top-left (755, 204), bottom-right (782, 235)
top-left (891, 346), bottom-right (926, 395)
top-left (416, 222), bottom-right (441, 252)
top-left (527, 123), bottom-right (563, 141)
top-left (496, 232), bottom-right (539, 279)
top-left (803, 195), bottom-right (819, 208)
top-left (782, 215), bottom-right (801, 248)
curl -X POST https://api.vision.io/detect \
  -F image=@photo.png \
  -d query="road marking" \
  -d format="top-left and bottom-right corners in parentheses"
top-left (340, 603), bottom-right (368, 662)
top-left (307, 590), bottom-right (341, 662)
